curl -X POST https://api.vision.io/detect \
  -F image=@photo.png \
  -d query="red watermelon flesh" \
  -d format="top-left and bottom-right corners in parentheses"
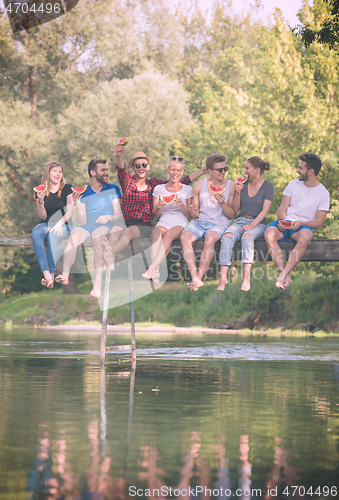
top-left (33, 181), bottom-right (48, 193)
top-left (118, 137), bottom-right (129, 146)
top-left (236, 174), bottom-right (248, 184)
top-left (72, 186), bottom-right (88, 195)
top-left (279, 220), bottom-right (294, 228)
top-left (161, 194), bottom-right (177, 204)
top-left (208, 181), bottom-right (225, 195)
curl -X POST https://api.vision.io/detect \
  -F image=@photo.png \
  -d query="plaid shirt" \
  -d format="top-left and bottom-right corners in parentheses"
top-left (116, 166), bottom-right (191, 224)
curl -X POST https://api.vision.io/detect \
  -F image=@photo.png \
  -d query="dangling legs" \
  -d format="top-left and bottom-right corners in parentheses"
top-left (55, 227), bottom-right (89, 285)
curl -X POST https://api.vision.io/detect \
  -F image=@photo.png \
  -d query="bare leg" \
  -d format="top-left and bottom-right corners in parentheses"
top-left (265, 226), bottom-right (286, 289)
top-left (180, 231), bottom-right (203, 289)
top-left (276, 229), bottom-right (313, 288)
top-left (196, 231), bottom-right (220, 282)
top-left (241, 263), bottom-right (252, 291)
top-left (217, 266), bottom-right (228, 291)
top-left (143, 226), bottom-right (167, 279)
top-left (55, 228), bottom-right (89, 285)
top-left (144, 226), bottom-right (184, 278)
top-left (217, 232), bottom-right (233, 291)
top-left (89, 227), bottom-right (110, 298)
top-left (110, 226), bottom-right (141, 256)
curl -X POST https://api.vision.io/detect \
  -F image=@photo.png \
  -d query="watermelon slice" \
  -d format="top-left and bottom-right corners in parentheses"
top-left (236, 174), bottom-right (248, 184)
top-left (208, 181), bottom-right (225, 195)
top-left (161, 194), bottom-right (177, 204)
top-left (72, 186), bottom-right (88, 195)
top-left (279, 220), bottom-right (294, 229)
top-left (118, 137), bottom-right (129, 146)
top-left (33, 181), bottom-right (48, 193)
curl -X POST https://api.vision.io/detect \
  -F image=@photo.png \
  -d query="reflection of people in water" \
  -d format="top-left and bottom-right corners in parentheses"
top-left (214, 434), bottom-right (231, 499)
top-left (28, 421), bottom-right (126, 500)
top-left (264, 437), bottom-right (300, 500)
top-left (238, 434), bottom-right (252, 500)
top-left (27, 425), bottom-right (76, 499)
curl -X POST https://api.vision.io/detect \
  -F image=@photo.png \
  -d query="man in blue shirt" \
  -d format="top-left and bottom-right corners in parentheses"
top-left (55, 158), bottom-right (122, 296)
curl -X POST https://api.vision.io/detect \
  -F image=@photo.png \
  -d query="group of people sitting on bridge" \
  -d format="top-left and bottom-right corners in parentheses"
top-left (32, 145), bottom-right (330, 295)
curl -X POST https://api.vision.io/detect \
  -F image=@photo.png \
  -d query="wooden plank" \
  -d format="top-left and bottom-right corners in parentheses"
top-left (1, 236), bottom-right (339, 261)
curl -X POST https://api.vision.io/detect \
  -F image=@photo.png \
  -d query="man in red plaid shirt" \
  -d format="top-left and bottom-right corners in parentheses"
top-left (102, 144), bottom-right (207, 266)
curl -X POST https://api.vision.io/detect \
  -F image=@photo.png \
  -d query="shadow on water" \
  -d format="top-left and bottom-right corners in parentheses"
top-left (0, 329), bottom-right (338, 499)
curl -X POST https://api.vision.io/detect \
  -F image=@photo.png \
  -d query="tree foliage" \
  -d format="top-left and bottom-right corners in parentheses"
top-left (294, 0), bottom-right (339, 48)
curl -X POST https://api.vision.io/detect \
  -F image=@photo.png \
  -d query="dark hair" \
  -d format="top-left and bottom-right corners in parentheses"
top-left (88, 158), bottom-right (106, 178)
top-left (299, 153), bottom-right (322, 176)
top-left (206, 154), bottom-right (227, 171)
top-left (247, 156), bottom-right (271, 175)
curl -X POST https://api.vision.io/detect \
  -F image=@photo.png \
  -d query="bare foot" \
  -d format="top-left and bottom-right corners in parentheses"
top-left (55, 273), bottom-right (69, 285)
top-left (275, 272), bottom-right (285, 289)
top-left (142, 269), bottom-right (153, 280)
top-left (189, 278), bottom-right (204, 291)
top-left (241, 280), bottom-right (251, 291)
top-left (102, 237), bottom-right (115, 271)
top-left (283, 275), bottom-right (292, 288)
top-left (217, 277), bottom-right (228, 291)
top-left (90, 281), bottom-right (102, 297)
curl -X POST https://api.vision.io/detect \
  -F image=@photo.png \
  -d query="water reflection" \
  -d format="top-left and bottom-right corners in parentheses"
top-left (1, 332), bottom-right (338, 499)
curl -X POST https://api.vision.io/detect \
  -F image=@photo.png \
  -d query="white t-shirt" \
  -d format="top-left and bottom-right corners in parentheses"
top-left (283, 178), bottom-right (330, 221)
top-left (153, 184), bottom-right (193, 230)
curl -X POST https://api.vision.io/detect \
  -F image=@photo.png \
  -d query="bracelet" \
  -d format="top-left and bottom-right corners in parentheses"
top-left (38, 201), bottom-right (43, 205)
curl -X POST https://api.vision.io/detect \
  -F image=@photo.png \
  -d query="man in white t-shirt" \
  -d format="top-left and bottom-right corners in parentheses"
top-left (265, 153), bottom-right (330, 289)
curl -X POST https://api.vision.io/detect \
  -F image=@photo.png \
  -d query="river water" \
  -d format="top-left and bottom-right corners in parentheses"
top-left (0, 329), bottom-right (338, 499)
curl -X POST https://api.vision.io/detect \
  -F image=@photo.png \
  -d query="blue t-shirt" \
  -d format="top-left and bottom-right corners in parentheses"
top-left (80, 183), bottom-right (122, 222)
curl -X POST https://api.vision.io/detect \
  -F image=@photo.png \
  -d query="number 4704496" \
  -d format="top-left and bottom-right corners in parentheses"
top-left (282, 486), bottom-right (337, 497)
top-left (6, 3), bottom-right (61, 14)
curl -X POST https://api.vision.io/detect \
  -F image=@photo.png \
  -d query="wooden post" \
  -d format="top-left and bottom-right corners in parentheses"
top-left (128, 258), bottom-right (136, 363)
top-left (100, 265), bottom-right (111, 365)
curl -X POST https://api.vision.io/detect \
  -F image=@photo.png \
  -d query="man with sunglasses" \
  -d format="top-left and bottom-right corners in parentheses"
top-left (101, 146), bottom-right (207, 266)
top-left (181, 154), bottom-right (236, 291)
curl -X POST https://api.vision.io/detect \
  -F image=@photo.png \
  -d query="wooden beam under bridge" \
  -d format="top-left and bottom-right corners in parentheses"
top-left (1, 237), bottom-right (339, 262)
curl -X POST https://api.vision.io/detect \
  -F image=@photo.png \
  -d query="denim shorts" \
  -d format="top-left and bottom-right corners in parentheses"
top-left (266, 219), bottom-right (314, 242)
top-left (77, 220), bottom-right (113, 237)
top-left (183, 220), bottom-right (228, 239)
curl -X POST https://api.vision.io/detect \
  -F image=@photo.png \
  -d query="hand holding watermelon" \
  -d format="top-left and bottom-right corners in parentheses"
top-left (214, 192), bottom-right (226, 205)
top-left (71, 185), bottom-right (88, 201)
top-left (118, 137), bottom-right (129, 146)
top-left (34, 181), bottom-right (48, 203)
top-left (278, 220), bottom-right (294, 230)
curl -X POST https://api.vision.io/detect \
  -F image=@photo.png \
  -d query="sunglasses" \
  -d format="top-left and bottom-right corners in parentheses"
top-left (170, 156), bottom-right (184, 162)
top-left (134, 163), bottom-right (148, 169)
top-left (212, 167), bottom-right (228, 173)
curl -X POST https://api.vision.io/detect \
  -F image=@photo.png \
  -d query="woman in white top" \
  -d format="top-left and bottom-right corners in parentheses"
top-left (142, 157), bottom-right (193, 282)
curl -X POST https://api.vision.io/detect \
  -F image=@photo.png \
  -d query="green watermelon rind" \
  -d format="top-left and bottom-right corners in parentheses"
top-left (161, 194), bottom-right (177, 204)
top-left (208, 181), bottom-right (225, 194)
top-left (236, 175), bottom-right (248, 184)
top-left (71, 185), bottom-right (88, 195)
top-left (33, 181), bottom-right (48, 193)
top-left (118, 137), bottom-right (129, 146)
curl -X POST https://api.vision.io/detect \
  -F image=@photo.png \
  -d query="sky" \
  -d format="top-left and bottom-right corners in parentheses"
top-left (191, 0), bottom-right (310, 27)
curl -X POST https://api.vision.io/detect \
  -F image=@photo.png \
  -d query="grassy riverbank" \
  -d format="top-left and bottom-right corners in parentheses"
top-left (0, 273), bottom-right (338, 333)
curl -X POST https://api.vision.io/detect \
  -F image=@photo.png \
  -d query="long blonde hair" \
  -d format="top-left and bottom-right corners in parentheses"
top-left (41, 161), bottom-right (65, 198)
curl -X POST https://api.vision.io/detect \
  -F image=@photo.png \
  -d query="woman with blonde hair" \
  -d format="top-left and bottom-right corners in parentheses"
top-left (142, 156), bottom-right (193, 282)
top-left (32, 161), bottom-right (74, 288)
